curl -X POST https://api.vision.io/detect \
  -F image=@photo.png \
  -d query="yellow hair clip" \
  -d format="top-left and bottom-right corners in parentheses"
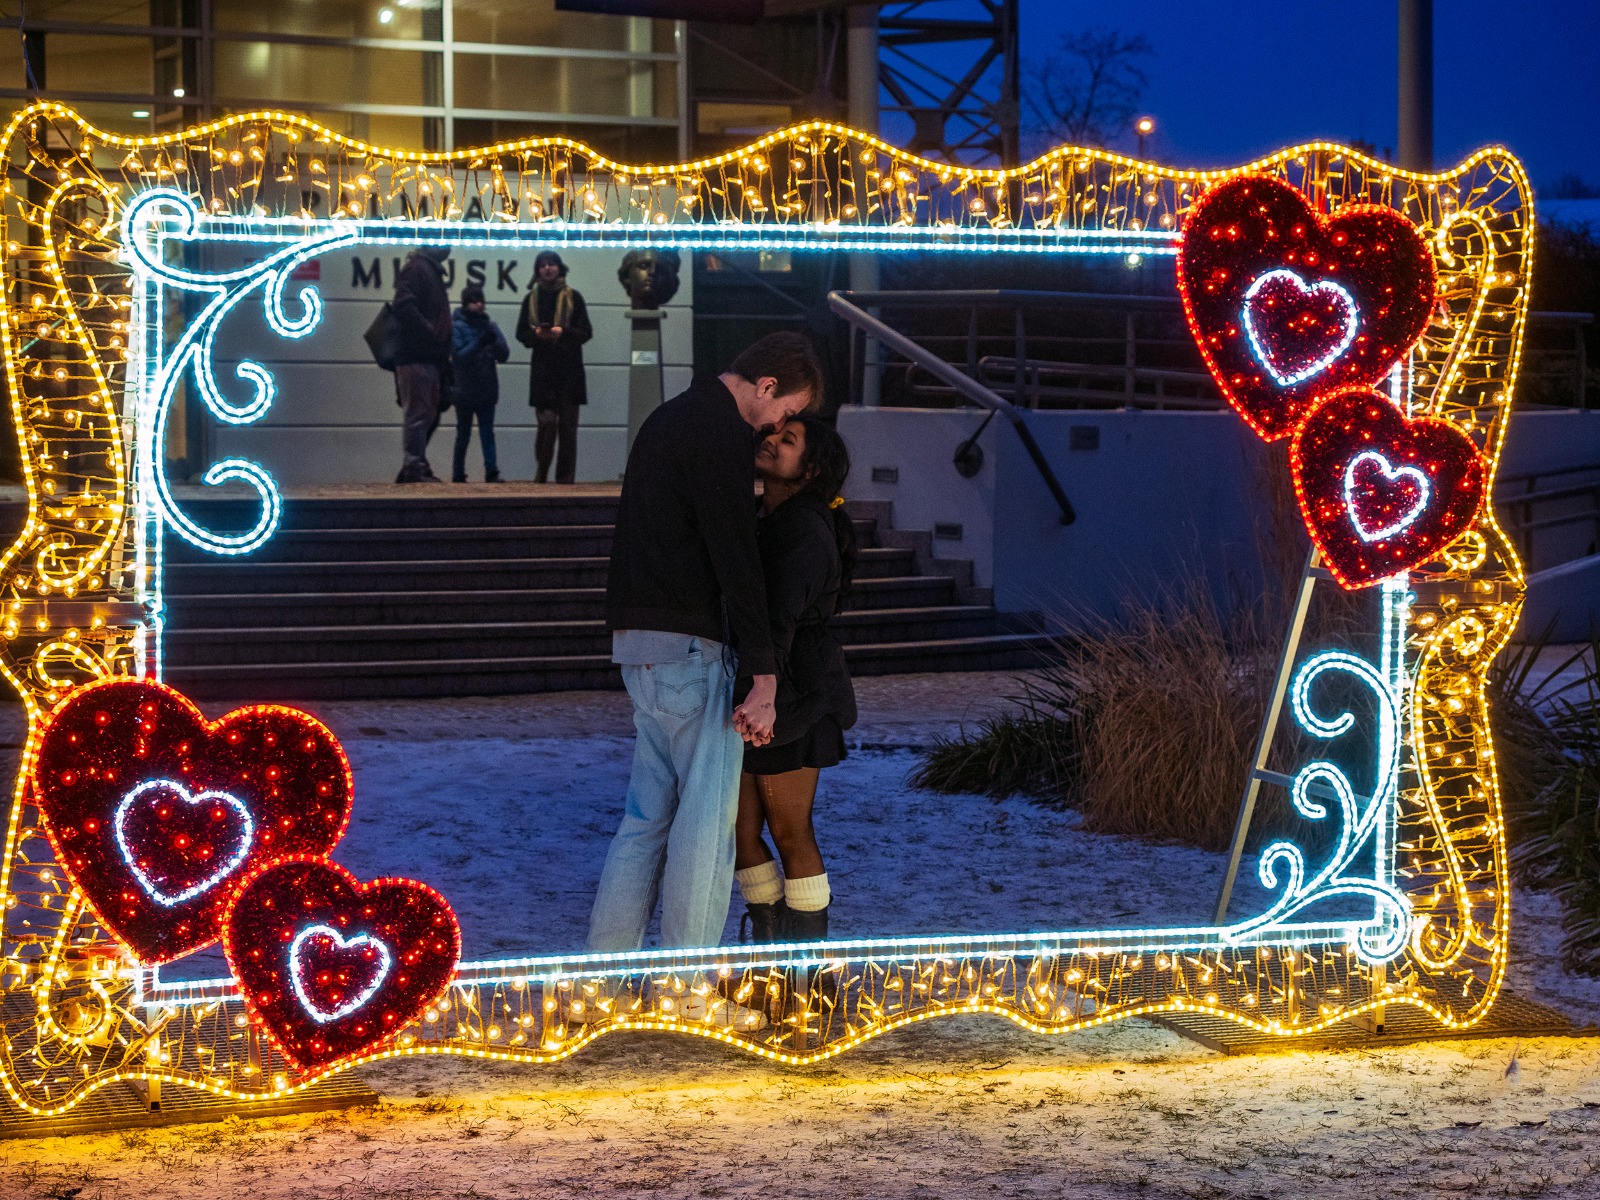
top-left (829, 496), bottom-right (845, 509)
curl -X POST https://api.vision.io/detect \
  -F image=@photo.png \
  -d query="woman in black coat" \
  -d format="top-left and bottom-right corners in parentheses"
top-left (515, 250), bottom-right (593, 483)
top-left (733, 414), bottom-right (858, 943)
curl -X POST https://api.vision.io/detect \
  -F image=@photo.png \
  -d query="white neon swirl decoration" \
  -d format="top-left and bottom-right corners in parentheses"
top-left (289, 925), bottom-right (394, 1023)
top-left (1223, 582), bottom-right (1415, 964)
top-left (1344, 450), bottom-right (1431, 542)
top-left (121, 189), bottom-right (359, 555)
top-left (113, 779), bottom-right (255, 907)
top-left (1241, 268), bottom-right (1359, 387)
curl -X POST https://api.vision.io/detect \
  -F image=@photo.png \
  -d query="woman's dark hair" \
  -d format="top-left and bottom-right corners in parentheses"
top-left (460, 283), bottom-right (486, 306)
top-left (791, 413), bottom-right (857, 597)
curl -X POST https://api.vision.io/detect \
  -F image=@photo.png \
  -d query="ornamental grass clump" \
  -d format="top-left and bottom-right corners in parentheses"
top-left (914, 578), bottom-right (1329, 852)
top-left (914, 445), bottom-right (1364, 852)
top-left (1489, 634), bottom-right (1600, 974)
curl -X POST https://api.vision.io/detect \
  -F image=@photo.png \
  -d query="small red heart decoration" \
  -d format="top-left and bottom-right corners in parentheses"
top-left (1290, 387), bottom-right (1487, 588)
top-left (32, 679), bottom-right (353, 964)
top-left (222, 857), bottom-right (460, 1072)
top-left (1178, 174), bottom-right (1436, 441)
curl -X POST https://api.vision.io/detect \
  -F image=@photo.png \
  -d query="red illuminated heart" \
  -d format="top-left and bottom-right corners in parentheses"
top-left (223, 857), bottom-right (460, 1072)
top-left (1290, 387), bottom-right (1486, 588)
top-left (1178, 174), bottom-right (1436, 441)
top-left (32, 679), bottom-right (353, 965)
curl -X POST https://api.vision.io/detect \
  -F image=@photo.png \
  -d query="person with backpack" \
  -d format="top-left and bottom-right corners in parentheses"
top-left (449, 284), bottom-right (509, 483)
top-left (391, 246), bottom-right (453, 483)
top-left (515, 250), bottom-right (593, 484)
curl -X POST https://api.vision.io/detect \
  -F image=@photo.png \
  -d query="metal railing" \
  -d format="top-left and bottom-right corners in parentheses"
top-left (831, 289), bottom-right (1595, 411)
top-left (828, 290), bottom-right (1076, 525)
top-left (1497, 463), bottom-right (1600, 569)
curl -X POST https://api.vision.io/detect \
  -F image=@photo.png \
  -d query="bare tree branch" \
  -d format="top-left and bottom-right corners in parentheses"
top-left (1024, 28), bottom-right (1154, 151)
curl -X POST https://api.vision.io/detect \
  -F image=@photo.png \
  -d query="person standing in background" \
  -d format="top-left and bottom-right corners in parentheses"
top-left (516, 250), bottom-right (593, 484)
top-left (449, 283), bottom-right (509, 483)
top-left (391, 245), bottom-right (453, 484)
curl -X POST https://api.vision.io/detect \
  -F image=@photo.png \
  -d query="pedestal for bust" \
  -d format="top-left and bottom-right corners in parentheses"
top-left (626, 307), bottom-right (666, 462)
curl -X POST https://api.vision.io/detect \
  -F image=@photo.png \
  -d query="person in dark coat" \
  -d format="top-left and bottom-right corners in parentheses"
top-left (449, 283), bottom-right (510, 483)
top-left (391, 245), bottom-right (453, 483)
top-left (733, 413), bottom-right (858, 944)
top-left (515, 250), bottom-right (593, 484)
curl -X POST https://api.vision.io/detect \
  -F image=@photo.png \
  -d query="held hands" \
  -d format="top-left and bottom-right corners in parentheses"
top-left (535, 325), bottom-right (564, 341)
top-left (733, 674), bottom-right (778, 746)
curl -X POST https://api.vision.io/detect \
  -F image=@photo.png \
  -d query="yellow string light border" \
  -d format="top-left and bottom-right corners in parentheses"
top-left (0, 102), bottom-right (1529, 1118)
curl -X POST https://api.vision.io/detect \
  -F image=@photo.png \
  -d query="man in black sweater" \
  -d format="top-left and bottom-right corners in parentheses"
top-left (588, 332), bottom-right (825, 966)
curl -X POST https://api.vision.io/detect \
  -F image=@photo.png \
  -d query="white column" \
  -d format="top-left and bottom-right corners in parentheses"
top-left (847, 5), bottom-right (881, 406)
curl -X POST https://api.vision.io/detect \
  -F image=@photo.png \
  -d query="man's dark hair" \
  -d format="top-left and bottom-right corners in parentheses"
top-left (460, 283), bottom-right (486, 306)
top-left (727, 332), bottom-right (825, 410)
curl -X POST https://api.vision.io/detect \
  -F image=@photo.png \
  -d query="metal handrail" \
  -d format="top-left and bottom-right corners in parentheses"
top-left (829, 290), bottom-right (1075, 525)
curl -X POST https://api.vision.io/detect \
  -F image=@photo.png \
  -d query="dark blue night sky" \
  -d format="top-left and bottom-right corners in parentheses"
top-left (1018, 0), bottom-right (1599, 191)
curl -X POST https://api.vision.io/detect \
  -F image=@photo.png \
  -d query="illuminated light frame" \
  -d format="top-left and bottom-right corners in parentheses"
top-left (0, 103), bottom-right (1530, 1118)
top-left (113, 779), bottom-right (256, 907)
top-left (1344, 450), bottom-right (1433, 543)
top-left (1241, 269), bottom-right (1361, 387)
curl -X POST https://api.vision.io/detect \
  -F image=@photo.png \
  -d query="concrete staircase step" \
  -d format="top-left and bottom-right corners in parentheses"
top-left (164, 574), bottom-right (956, 629)
top-left (163, 607), bottom-right (999, 666)
top-left (132, 488), bottom-right (1040, 698)
top-left (168, 493), bottom-right (620, 532)
top-left (164, 545), bottom-right (917, 595)
top-left (163, 525), bottom-right (615, 564)
top-left (165, 557), bottom-right (615, 594)
top-left (162, 632), bottom-right (1056, 702)
top-left (164, 654), bottom-right (623, 701)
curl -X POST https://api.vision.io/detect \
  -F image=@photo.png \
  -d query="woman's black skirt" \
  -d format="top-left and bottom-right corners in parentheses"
top-left (743, 715), bottom-right (847, 776)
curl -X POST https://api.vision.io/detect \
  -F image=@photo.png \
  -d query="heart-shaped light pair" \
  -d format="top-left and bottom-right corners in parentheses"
top-left (1177, 174), bottom-right (1437, 441)
top-left (1290, 387), bottom-right (1487, 588)
top-left (224, 857), bottom-right (460, 1071)
top-left (33, 679), bottom-right (355, 964)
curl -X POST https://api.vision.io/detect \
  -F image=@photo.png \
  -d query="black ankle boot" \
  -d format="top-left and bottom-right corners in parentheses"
top-left (741, 901), bottom-right (786, 943)
top-left (784, 905), bottom-right (829, 941)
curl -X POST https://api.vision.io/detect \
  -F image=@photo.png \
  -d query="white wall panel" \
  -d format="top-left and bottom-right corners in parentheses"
top-left (179, 243), bottom-right (692, 484)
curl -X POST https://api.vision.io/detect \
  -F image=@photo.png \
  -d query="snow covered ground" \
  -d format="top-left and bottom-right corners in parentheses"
top-left (5, 672), bottom-right (1600, 1198)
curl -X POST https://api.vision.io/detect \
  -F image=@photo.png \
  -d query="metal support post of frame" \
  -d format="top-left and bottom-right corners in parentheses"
top-left (1213, 545), bottom-right (1323, 924)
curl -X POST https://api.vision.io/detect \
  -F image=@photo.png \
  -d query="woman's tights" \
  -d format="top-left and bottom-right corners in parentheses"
top-left (736, 768), bottom-right (823, 879)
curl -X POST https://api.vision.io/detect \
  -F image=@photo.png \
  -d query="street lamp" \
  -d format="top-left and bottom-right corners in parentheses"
top-left (1136, 116), bottom-right (1155, 160)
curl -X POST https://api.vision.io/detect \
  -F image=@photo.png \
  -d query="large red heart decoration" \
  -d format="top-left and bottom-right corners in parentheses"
top-left (1177, 174), bottom-right (1437, 441)
top-left (1290, 387), bottom-right (1487, 588)
top-left (32, 679), bottom-right (353, 964)
top-left (222, 857), bottom-right (460, 1072)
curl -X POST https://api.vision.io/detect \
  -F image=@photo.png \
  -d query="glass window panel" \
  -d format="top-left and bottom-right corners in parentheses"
top-left (215, 42), bottom-right (442, 109)
top-left (453, 52), bottom-right (642, 118)
top-left (212, 0), bottom-right (440, 41)
top-left (452, 0), bottom-right (646, 52)
top-left (28, 34), bottom-right (156, 97)
top-left (1, 1), bottom-right (160, 25)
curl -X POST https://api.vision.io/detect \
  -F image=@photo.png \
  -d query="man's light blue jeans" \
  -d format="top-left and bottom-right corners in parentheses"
top-left (587, 641), bottom-right (745, 951)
